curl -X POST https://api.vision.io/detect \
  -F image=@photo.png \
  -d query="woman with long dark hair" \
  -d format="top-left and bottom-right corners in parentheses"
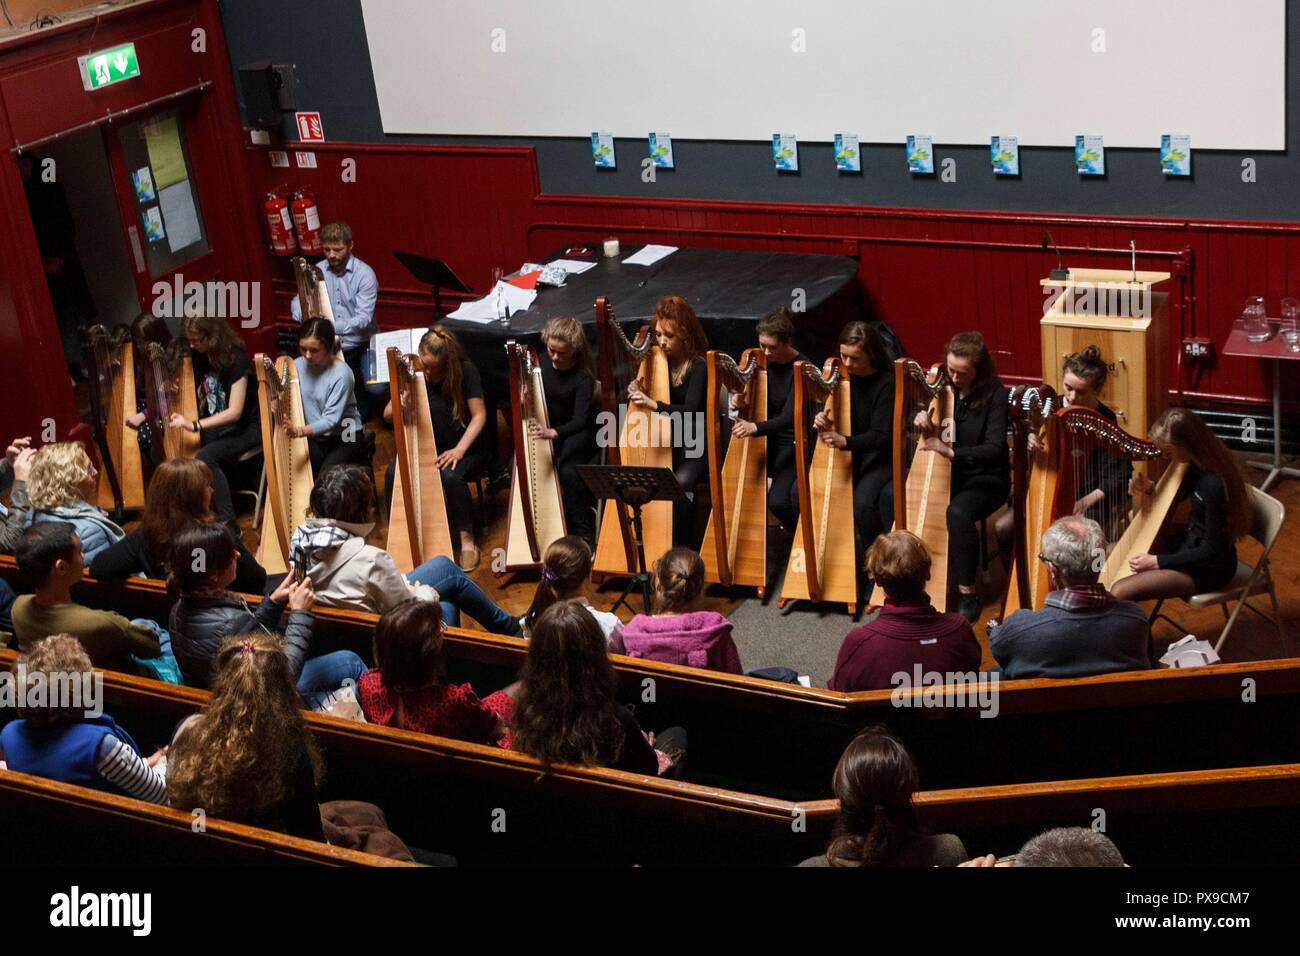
top-left (89, 457), bottom-right (266, 593)
top-left (1110, 407), bottom-right (1250, 603)
top-left (799, 727), bottom-right (966, 866)
top-left (520, 535), bottom-right (623, 649)
top-left (509, 600), bottom-right (685, 775)
top-left (913, 331), bottom-right (1010, 622)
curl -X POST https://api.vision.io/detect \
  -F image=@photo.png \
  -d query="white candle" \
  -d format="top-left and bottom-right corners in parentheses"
top-left (603, 238), bottom-right (620, 258)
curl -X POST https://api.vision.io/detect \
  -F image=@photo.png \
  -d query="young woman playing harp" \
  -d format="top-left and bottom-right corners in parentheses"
top-left (254, 350), bottom-right (313, 575)
top-left (502, 338), bottom-right (567, 571)
top-left (86, 323), bottom-right (142, 516)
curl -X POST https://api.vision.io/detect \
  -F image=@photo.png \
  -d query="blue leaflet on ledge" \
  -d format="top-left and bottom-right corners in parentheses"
top-left (591, 132), bottom-right (616, 168)
top-left (648, 131), bottom-right (675, 169)
top-left (1161, 134), bottom-right (1191, 176)
top-left (990, 135), bottom-right (1019, 175)
top-left (907, 135), bottom-right (934, 174)
top-left (1076, 135), bottom-right (1105, 176)
top-left (772, 133), bottom-right (799, 172)
top-left (834, 133), bottom-right (860, 172)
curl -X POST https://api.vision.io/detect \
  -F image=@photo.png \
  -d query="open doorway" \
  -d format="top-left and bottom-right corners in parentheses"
top-left (19, 127), bottom-right (140, 382)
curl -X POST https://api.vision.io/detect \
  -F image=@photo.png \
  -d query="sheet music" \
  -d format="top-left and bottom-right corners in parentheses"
top-left (548, 258), bottom-right (599, 275)
top-left (622, 244), bottom-right (678, 267)
top-left (369, 327), bottom-right (426, 384)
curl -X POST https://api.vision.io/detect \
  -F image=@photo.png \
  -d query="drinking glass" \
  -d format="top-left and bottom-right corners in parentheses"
top-left (1242, 295), bottom-right (1271, 343)
top-left (1282, 297), bottom-right (1300, 352)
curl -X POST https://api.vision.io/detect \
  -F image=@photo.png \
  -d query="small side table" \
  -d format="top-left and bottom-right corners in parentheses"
top-left (1222, 325), bottom-right (1300, 492)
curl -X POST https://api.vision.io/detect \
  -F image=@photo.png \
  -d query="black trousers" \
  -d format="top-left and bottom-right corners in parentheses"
top-left (385, 449), bottom-right (489, 538)
top-left (947, 474), bottom-right (1010, 589)
top-left (767, 441), bottom-right (799, 531)
top-left (855, 466), bottom-right (894, 553)
top-left (309, 431), bottom-right (370, 478)
top-left (556, 433), bottom-right (599, 542)
top-left (197, 421), bottom-right (262, 523)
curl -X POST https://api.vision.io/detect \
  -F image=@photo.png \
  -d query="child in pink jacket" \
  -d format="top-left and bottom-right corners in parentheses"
top-left (621, 548), bottom-right (742, 674)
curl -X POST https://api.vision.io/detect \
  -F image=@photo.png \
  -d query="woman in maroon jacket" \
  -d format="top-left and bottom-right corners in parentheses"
top-left (828, 531), bottom-right (981, 692)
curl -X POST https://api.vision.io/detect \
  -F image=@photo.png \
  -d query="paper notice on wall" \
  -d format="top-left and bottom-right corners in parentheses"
top-left (159, 180), bottom-right (202, 252)
top-left (143, 116), bottom-right (187, 189)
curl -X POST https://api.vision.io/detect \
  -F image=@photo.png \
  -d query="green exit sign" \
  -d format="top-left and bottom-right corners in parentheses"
top-left (78, 43), bottom-right (140, 91)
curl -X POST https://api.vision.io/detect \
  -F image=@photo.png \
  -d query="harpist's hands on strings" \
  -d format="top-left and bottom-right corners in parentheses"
top-left (732, 418), bottom-right (757, 438)
top-left (437, 447), bottom-right (465, 469)
top-left (1027, 431), bottom-right (1042, 454)
top-left (627, 380), bottom-right (658, 410)
top-left (528, 420), bottom-right (558, 441)
top-left (167, 413), bottom-right (191, 431)
top-left (1128, 553), bottom-right (1159, 573)
top-left (813, 410), bottom-right (832, 431)
top-left (1129, 474), bottom-right (1156, 496)
top-left (913, 409), bottom-right (936, 435)
top-left (919, 436), bottom-right (953, 459)
top-left (729, 392), bottom-right (748, 412)
top-left (819, 431), bottom-right (847, 449)
top-left (1073, 489), bottom-right (1104, 515)
top-left (124, 412), bottom-right (147, 430)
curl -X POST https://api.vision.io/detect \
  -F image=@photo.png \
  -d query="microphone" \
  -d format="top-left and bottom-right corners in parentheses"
top-left (1044, 230), bottom-right (1069, 281)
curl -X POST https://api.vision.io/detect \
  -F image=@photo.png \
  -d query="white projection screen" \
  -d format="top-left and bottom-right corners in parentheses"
top-left (361, 0), bottom-right (1285, 150)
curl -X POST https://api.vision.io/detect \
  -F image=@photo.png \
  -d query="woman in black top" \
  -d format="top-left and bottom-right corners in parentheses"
top-left (914, 332), bottom-right (1010, 622)
top-left (1110, 407), bottom-right (1248, 602)
top-left (528, 317), bottom-right (599, 543)
top-left (383, 325), bottom-right (490, 571)
top-left (731, 307), bottom-right (811, 531)
top-left (179, 314), bottom-right (261, 523)
top-left (813, 322), bottom-right (896, 557)
top-left (627, 295), bottom-right (710, 543)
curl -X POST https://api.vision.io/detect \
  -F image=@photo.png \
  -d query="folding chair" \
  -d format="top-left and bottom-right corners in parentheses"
top-left (1149, 485), bottom-right (1286, 654)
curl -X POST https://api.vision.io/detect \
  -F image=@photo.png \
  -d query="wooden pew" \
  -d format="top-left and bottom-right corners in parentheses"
top-left (0, 769), bottom-right (415, 867)
top-left (0, 649), bottom-right (838, 866)
top-left (6, 555), bottom-right (1300, 799)
top-left (914, 763), bottom-right (1300, 867)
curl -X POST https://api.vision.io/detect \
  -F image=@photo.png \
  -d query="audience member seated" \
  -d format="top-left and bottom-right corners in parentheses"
top-left (166, 633), bottom-right (327, 840)
top-left (26, 442), bottom-right (125, 564)
top-left (89, 458), bottom-right (266, 594)
top-left (520, 535), bottom-right (624, 650)
top-left (12, 523), bottom-right (167, 673)
top-left (621, 548), bottom-right (741, 673)
top-left (507, 600), bottom-right (686, 776)
top-left (990, 516), bottom-right (1150, 679)
top-left (289, 465), bottom-right (519, 635)
top-left (358, 599), bottom-right (512, 743)
top-left (167, 523), bottom-right (365, 706)
top-left (828, 531), bottom-right (980, 692)
top-left (0, 634), bottom-right (167, 804)
top-left (1, 435), bottom-right (36, 554)
top-left (799, 727), bottom-right (967, 867)
top-left (961, 826), bottom-right (1126, 867)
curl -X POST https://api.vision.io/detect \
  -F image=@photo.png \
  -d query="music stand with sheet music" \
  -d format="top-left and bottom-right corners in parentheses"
top-left (394, 251), bottom-right (472, 320)
top-left (578, 464), bottom-right (687, 616)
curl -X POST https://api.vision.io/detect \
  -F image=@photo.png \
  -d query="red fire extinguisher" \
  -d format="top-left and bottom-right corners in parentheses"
top-left (290, 190), bottom-right (322, 257)
top-left (263, 193), bottom-right (297, 256)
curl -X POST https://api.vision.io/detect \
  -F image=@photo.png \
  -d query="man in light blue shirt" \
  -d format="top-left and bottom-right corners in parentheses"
top-left (290, 221), bottom-right (385, 420)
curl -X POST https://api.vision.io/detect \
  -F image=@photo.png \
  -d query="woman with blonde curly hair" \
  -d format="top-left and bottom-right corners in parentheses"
top-left (621, 547), bottom-right (741, 673)
top-left (27, 442), bottom-right (124, 563)
top-left (166, 632), bottom-right (325, 839)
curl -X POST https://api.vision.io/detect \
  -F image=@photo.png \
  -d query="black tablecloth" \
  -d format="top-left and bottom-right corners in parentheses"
top-left (440, 245), bottom-right (860, 409)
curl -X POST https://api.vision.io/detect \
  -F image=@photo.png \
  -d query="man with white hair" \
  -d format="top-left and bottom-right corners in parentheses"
top-left (989, 516), bottom-right (1149, 678)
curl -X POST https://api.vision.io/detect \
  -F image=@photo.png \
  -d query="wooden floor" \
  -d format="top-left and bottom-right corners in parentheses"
top-left (225, 415), bottom-right (1298, 672)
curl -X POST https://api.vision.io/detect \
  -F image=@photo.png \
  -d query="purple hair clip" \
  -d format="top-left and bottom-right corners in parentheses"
top-left (541, 566), bottom-right (558, 583)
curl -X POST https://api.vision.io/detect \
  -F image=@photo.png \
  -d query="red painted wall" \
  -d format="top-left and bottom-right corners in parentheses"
top-left (0, 0), bottom-right (271, 443)
top-left (248, 141), bottom-right (1296, 411)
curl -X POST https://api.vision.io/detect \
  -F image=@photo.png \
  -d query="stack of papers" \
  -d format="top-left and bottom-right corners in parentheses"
top-left (447, 280), bottom-right (538, 324)
top-left (623, 244), bottom-right (678, 267)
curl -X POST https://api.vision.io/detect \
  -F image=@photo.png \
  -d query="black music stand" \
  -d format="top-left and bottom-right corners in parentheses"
top-left (394, 251), bottom-right (472, 320)
top-left (578, 464), bottom-right (687, 616)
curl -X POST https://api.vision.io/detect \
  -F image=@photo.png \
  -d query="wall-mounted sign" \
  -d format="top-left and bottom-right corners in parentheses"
top-left (78, 43), bottom-right (140, 91)
top-left (295, 112), bottom-right (325, 143)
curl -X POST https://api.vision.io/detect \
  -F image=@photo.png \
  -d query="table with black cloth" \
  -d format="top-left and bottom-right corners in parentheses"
top-left (438, 245), bottom-right (862, 413)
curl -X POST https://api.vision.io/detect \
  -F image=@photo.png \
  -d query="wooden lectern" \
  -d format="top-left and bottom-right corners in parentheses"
top-left (1039, 268), bottom-right (1171, 444)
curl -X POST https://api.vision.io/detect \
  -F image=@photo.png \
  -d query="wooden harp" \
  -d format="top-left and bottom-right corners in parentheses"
top-left (780, 359), bottom-right (858, 613)
top-left (254, 354), bottom-right (314, 575)
top-left (140, 343), bottom-right (200, 467)
top-left (503, 340), bottom-right (567, 570)
top-left (86, 324), bottom-right (143, 516)
top-left (386, 346), bottom-right (453, 573)
top-left (1002, 383), bottom-right (1058, 617)
top-left (701, 348), bottom-right (767, 595)
top-left (891, 358), bottom-right (955, 611)
top-left (292, 256), bottom-right (335, 323)
top-left (592, 296), bottom-right (673, 578)
top-left (1052, 406), bottom-right (1187, 592)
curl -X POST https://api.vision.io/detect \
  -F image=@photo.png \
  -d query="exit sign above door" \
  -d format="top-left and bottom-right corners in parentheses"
top-left (78, 43), bottom-right (141, 91)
